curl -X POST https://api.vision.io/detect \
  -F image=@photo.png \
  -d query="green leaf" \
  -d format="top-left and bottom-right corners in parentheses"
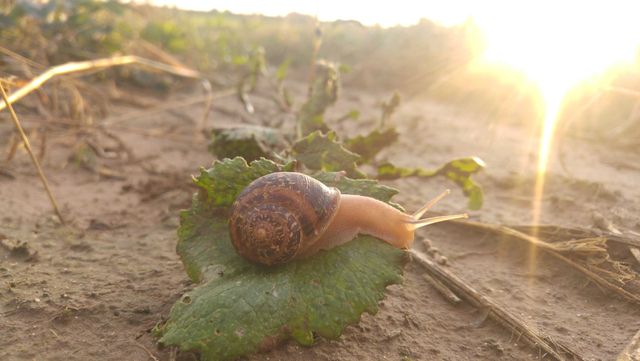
top-left (377, 163), bottom-right (437, 179)
top-left (313, 172), bottom-right (404, 211)
top-left (377, 157), bottom-right (486, 210)
top-left (345, 127), bottom-right (399, 164)
top-left (209, 126), bottom-right (285, 162)
top-left (312, 172), bottom-right (398, 203)
top-left (338, 63), bottom-right (351, 74)
top-left (335, 109), bottom-right (360, 122)
top-left (441, 158), bottom-right (485, 210)
top-left (292, 131), bottom-right (364, 178)
top-left (297, 60), bottom-right (339, 136)
top-left (157, 158), bottom-right (406, 361)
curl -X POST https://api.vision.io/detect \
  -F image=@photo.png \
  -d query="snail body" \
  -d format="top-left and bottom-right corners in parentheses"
top-left (229, 172), bottom-right (466, 266)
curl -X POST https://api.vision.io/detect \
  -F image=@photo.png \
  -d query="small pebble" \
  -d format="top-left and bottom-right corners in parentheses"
top-left (427, 247), bottom-right (439, 257)
top-left (436, 255), bottom-right (448, 265)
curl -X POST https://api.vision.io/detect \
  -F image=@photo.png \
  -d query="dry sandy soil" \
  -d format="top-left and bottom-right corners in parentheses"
top-left (1, 81), bottom-right (640, 361)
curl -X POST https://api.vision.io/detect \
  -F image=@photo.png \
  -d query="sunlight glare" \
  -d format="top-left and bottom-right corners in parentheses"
top-left (475, 2), bottom-right (640, 224)
top-left (474, 2), bottom-right (640, 274)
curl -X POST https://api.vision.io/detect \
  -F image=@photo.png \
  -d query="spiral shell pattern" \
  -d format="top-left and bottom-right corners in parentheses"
top-left (229, 172), bottom-right (340, 266)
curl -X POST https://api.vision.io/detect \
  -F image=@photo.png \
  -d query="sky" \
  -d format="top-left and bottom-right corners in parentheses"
top-left (145, 0), bottom-right (475, 27)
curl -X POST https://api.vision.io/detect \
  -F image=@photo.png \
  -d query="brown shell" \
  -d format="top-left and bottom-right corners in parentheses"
top-left (229, 172), bottom-right (340, 266)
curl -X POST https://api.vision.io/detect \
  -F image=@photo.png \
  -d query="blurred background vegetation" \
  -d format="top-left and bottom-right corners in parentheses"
top-left (1, 0), bottom-right (639, 145)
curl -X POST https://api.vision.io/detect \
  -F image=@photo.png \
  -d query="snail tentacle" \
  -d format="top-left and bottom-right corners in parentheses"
top-left (411, 189), bottom-right (451, 220)
top-left (406, 213), bottom-right (468, 229)
top-left (407, 189), bottom-right (467, 229)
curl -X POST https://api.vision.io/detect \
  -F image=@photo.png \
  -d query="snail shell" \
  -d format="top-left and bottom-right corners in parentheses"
top-left (229, 172), bottom-right (340, 266)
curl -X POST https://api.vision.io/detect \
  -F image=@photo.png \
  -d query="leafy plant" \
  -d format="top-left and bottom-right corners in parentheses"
top-left (273, 58), bottom-right (293, 110)
top-left (236, 46), bottom-right (266, 113)
top-left (155, 158), bottom-right (406, 361)
top-left (141, 20), bottom-right (188, 54)
top-left (209, 126), bottom-right (284, 163)
top-left (345, 127), bottom-right (399, 164)
top-left (291, 131), bottom-right (363, 178)
top-left (297, 60), bottom-right (339, 137)
top-left (378, 157), bottom-right (486, 210)
top-left (208, 55), bottom-right (486, 209)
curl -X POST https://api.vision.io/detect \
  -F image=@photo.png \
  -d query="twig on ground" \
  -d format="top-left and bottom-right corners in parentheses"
top-left (452, 220), bottom-right (640, 305)
top-left (628, 248), bottom-right (640, 265)
top-left (420, 272), bottom-right (461, 304)
top-left (169, 346), bottom-right (178, 361)
top-left (0, 55), bottom-right (210, 113)
top-left (409, 249), bottom-right (584, 361)
top-left (133, 341), bottom-right (160, 361)
top-left (4, 133), bottom-right (19, 162)
top-left (0, 55), bottom-right (214, 140)
top-left (512, 224), bottom-right (640, 250)
top-left (0, 81), bottom-right (65, 224)
top-left (0, 55), bottom-right (204, 113)
top-left (136, 40), bottom-right (215, 136)
top-left (0, 45), bottom-right (45, 70)
top-left (617, 328), bottom-right (640, 361)
top-left (0, 55), bottom-right (222, 221)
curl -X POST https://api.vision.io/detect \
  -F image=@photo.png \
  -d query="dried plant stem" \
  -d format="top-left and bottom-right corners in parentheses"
top-left (409, 249), bottom-right (583, 361)
top-left (617, 328), bottom-right (640, 361)
top-left (136, 40), bottom-right (216, 135)
top-left (5, 133), bottom-right (19, 162)
top-left (629, 248), bottom-right (640, 265)
top-left (421, 273), bottom-right (461, 304)
top-left (0, 45), bottom-right (44, 70)
top-left (0, 55), bottom-right (214, 223)
top-left (0, 55), bottom-right (205, 113)
top-left (133, 341), bottom-right (160, 361)
top-left (453, 220), bottom-right (640, 305)
top-left (307, 21), bottom-right (323, 96)
top-left (511, 224), bottom-right (640, 250)
top-left (0, 81), bottom-right (65, 224)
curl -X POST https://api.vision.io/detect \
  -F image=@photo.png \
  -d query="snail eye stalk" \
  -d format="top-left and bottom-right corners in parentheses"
top-left (408, 189), bottom-right (468, 229)
top-left (406, 214), bottom-right (468, 229)
top-left (412, 189), bottom-right (451, 219)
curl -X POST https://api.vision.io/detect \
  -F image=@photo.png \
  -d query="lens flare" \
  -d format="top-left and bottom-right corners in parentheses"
top-left (473, 2), bottom-right (640, 272)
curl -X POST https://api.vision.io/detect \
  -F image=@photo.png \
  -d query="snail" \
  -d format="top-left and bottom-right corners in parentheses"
top-left (229, 172), bottom-right (467, 266)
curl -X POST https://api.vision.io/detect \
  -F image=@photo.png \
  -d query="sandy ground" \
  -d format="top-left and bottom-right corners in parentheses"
top-left (1, 81), bottom-right (640, 361)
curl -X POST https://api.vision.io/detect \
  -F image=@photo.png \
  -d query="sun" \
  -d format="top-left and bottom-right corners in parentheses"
top-left (473, 1), bottom-right (640, 223)
top-left (470, 2), bottom-right (640, 273)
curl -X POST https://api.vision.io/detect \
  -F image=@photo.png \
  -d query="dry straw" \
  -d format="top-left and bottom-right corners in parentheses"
top-left (0, 80), bottom-right (65, 224)
top-left (0, 55), bottom-right (213, 223)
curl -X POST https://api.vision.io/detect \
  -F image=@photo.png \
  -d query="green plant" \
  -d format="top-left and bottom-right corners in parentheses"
top-left (209, 59), bottom-right (486, 208)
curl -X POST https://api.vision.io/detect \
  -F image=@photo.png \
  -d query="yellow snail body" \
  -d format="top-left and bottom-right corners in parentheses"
top-left (228, 172), bottom-right (467, 266)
